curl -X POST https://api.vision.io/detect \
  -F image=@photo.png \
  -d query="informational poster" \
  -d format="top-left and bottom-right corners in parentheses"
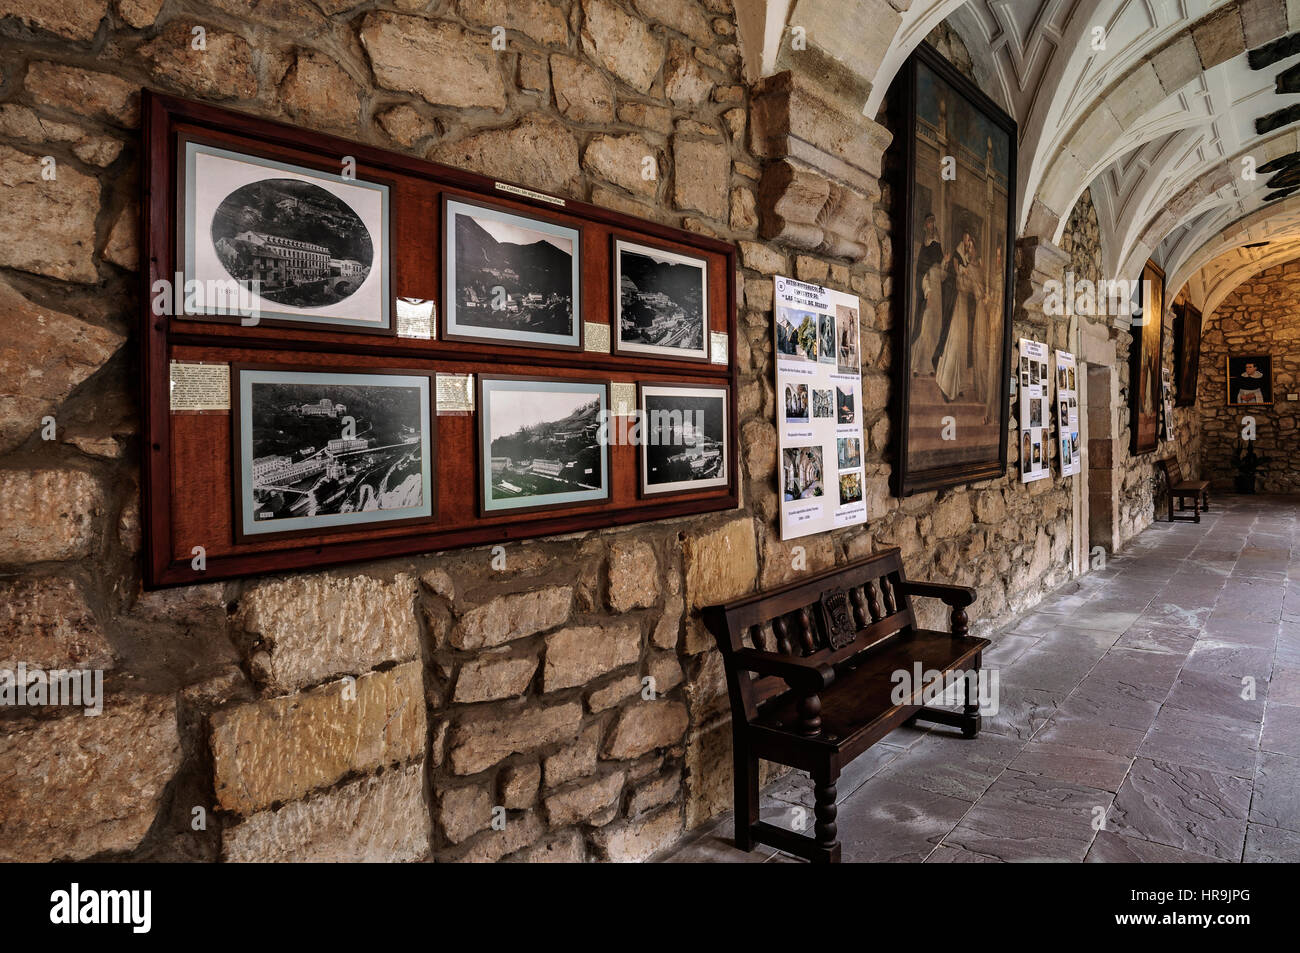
top-left (1055, 349), bottom-right (1080, 477)
top-left (1018, 338), bottom-right (1051, 483)
top-left (773, 276), bottom-right (867, 540)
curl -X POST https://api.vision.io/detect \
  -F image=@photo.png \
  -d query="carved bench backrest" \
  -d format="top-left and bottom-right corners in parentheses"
top-left (702, 549), bottom-right (915, 717)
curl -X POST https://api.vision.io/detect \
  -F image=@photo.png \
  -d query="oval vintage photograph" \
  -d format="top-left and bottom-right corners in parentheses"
top-left (211, 177), bottom-right (374, 308)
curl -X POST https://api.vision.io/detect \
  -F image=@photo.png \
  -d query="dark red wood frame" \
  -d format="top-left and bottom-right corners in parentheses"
top-left (141, 92), bottom-right (738, 587)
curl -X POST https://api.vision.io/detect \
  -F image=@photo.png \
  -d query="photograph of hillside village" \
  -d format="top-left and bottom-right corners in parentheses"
top-left (248, 380), bottom-right (424, 525)
top-left (642, 389), bottom-right (726, 489)
top-left (617, 245), bottom-right (706, 354)
top-left (212, 178), bottom-right (373, 308)
top-left (452, 210), bottom-right (575, 336)
top-left (488, 391), bottom-right (604, 505)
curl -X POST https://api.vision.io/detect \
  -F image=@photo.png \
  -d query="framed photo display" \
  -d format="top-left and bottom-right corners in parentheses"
top-left (1130, 258), bottom-right (1164, 454)
top-left (638, 382), bottom-right (728, 496)
top-left (442, 197), bottom-right (582, 349)
top-left (478, 376), bottom-right (610, 513)
top-left (233, 367), bottom-right (434, 539)
top-left (893, 42), bottom-right (1015, 495)
top-left (1226, 354), bottom-right (1273, 405)
top-left (180, 139), bottom-right (393, 331)
top-left (1173, 299), bottom-right (1202, 407)
top-left (614, 239), bottom-right (709, 361)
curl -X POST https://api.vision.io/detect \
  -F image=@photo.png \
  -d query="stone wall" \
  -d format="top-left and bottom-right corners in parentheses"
top-left (0, 1), bottom-right (1100, 863)
top-left (1198, 262), bottom-right (1300, 493)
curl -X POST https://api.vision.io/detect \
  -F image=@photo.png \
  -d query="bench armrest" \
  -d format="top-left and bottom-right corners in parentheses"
top-left (895, 580), bottom-right (977, 636)
top-left (732, 648), bottom-right (835, 691)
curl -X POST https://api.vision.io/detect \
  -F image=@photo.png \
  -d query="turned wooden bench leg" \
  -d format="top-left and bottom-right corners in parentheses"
top-left (1202, 488), bottom-right (1210, 512)
top-left (811, 764), bottom-right (841, 864)
top-left (962, 655), bottom-right (983, 739)
top-left (1193, 493), bottom-right (1201, 523)
top-left (733, 736), bottom-right (759, 852)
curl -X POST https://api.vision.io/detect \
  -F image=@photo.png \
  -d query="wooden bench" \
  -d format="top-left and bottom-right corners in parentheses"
top-left (1158, 457), bottom-right (1209, 523)
top-left (702, 548), bottom-right (989, 863)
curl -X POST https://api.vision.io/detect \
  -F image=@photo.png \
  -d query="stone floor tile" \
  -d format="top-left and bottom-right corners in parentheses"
top-left (1107, 758), bottom-right (1251, 861)
top-left (1243, 824), bottom-right (1300, 862)
top-left (1137, 708), bottom-right (1259, 777)
top-left (873, 731), bottom-right (1024, 801)
top-left (1085, 829), bottom-right (1225, 863)
top-left (1008, 740), bottom-right (1132, 792)
top-left (1260, 702), bottom-right (1300, 759)
top-left (1249, 750), bottom-right (1300, 833)
top-left (836, 777), bottom-right (973, 863)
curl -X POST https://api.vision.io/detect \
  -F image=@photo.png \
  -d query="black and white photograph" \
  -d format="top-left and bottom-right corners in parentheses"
top-left (836, 304), bottom-right (860, 374)
top-left (614, 239), bottom-right (709, 360)
top-left (812, 389), bottom-right (833, 418)
top-left (478, 377), bottom-right (608, 513)
top-left (1029, 398), bottom-right (1042, 428)
top-left (775, 307), bottom-right (819, 362)
top-left (639, 383), bottom-right (728, 496)
top-left (782, 446), bottom-right (824, 501)
top-left (444, 198), bottom-right (581, 349)
top-left (235, 368), bottom-right (431, 538)
top-left (784, 383), bottom-right (809, 423)
top-left (184, 141), bottom-right (390, 330)
top-left (817, 313), bottom-right (836, 364)
top-left (836, 386), bottom-right (856, 424)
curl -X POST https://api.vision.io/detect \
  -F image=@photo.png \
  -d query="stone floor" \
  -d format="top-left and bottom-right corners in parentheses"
top-left (658, 494), bottom-right (1300, 863)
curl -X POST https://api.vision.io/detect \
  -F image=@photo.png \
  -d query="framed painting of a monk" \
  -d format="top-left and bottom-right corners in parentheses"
top-left (1173, 298), bottom-right (1201, 407)
top-left (1130, 259), bottom-right (1164, 454)
top-left (893, 43), bottom-right (1016, 495)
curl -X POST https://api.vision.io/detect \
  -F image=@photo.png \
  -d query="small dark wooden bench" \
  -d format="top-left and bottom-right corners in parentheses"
top-left (1158, 457), bottom-right (1209, 523)
top-left (702, 548), bottom-right (989, 863)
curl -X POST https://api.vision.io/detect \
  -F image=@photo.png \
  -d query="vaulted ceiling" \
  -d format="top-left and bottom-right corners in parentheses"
top-left (737, 0), bottom-right (1300, 321)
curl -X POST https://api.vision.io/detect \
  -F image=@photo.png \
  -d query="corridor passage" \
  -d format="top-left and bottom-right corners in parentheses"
top-left (661, 495), bottom-right (1300, 863)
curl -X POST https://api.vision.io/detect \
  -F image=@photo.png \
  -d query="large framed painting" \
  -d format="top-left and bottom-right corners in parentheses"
top-left (1226, 354), bottom-right (1273, 405)
top-left (1130, 259), bottom-right (1164, 454)
top-left (477, 376), bottom-right (609, 514)
top-left (232, 367), bottom-right (434, 540)
top-left (1173, 298), bottom-right (1202, 407)
top-left (893, 43), bottom-right (1016, 495)
top-left (442, 197), bottom-right (582, 350)
top-left (180, 139), bottom-right (393, 332)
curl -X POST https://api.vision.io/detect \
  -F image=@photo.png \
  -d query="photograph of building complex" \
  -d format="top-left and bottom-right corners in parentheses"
top-left (445, 199), bottom-right (580, 347)
top-left (479, 377), bottom-right (608, 512)
top-left (615, 240), bottom-right (708, 360)
top-left (640, 384), bottom-right (727, 494)
top-left (237, 369), bottom-right (431, 536)
top-left (782, 445), bottom-right (824, 501)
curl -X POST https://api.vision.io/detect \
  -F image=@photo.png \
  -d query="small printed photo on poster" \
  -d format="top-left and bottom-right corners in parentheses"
top-left (1032, 440), bottom-right (1042, 466)
top-left (782, 446), bottom-right (824, 501)
top-left (1029, 362), bottom-right (1040, 384)
top-left (836, 386), bottom-right (856, 424)
top-left (836, 304), bottom-right (859, 374)
top-left (1070, 433), bottom-right (1079, 456)
top-left (1029, 399), bottom-right (1042, 428)
top-left (775, 307), bottom-right (819, 362)
top-left (837, 436), bottom-right (862, 470)
top-left (1021, 431), bottom-right (1032, 465)
top-left (1068, 367), bottom-right (1076, 390)
top-left (1021, 356), bottom-right (1029, 376)
top-left (812, 389), bottom-right (833, 418)
top-left (838, 471), bottom-right (863, 505)
top-left (1062, 437), bottom-right (1071, 465)
top-left (784, 383), bottom-right (810, 423)
top-left (817, 313), bottom-right (837, 365)
top-left (614, 239), bottom-right (709, 361)
top-left (1059, 399), bottom-right (1069, 423)
top-left (1058, 367), bottom-right (1068, 389)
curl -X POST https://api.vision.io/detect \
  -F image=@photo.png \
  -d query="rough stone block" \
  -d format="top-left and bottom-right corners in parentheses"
top-left (449, 701), bottom-right (583, 775)
top-left (543, 622), bottom-right (641, 692)
top-left (603, 700), bottom-right (688, 759)
top-left (451, 585), bottom-right (573, 650)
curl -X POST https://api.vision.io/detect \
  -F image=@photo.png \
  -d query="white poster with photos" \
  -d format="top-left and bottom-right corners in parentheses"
top-left (1055, 349), bottom-right (1080, 477)
top-left (1019, 338), bottom-right (1051, 483)
top-left (772, 276), bottom-right (867, 540)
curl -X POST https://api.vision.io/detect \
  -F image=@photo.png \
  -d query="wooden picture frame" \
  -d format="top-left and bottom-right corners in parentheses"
top-left (891, 42), bottom-right (1016, 496)
top-left (636, 381), bottom-right (729, 497)
top-left (441, 195), bottom-right (583, 351)
top-left (176, 134), bottom-right (396, 334)
top-left (1130, 258), bottom-right (1164, 454)
top-left (140, 92), bottom-right (738, 587)
top-left (612, 237), bottom-right (710, 363)
top-left (231, 364), bottom-right (435, 542)
top-left (1226, 354), bottom-right (1274, 406)
top-left (476, 375), bottom-right (610, 515)
top-left (1173, 299), bottom-right (1202, 407)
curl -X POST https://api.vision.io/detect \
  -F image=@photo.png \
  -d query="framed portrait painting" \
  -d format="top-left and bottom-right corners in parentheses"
top-left (443, 197), bottom-right (582, 349)
top-left (180, 140), bottom-right (393, 332)
top-left (1226, 354), bottom-right (1273, 406)
top-left (1130, 259), bottom-right (1164, 454)
top-left (893, 42), bottom-right (1015, 495)
top-left (1173, 299), bottom-right (1202, 407)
